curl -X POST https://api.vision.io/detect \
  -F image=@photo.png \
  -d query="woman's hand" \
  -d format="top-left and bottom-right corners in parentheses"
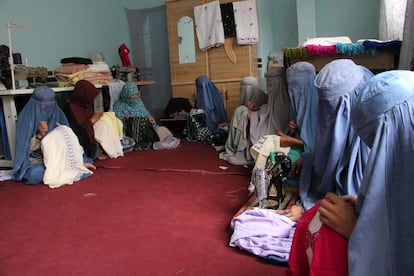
top-left (90, 111), bottom-right (104, 124)
top-left (37, 121), bottom-right (48, 139)
top-left (287, 120), bottom-right (298, 135)
top-left (247, 101), bottom-right (259, 111)
top-left (291, 157), bottom-right (302, 177)
top-left (318, 192), bottom-right (358, 239)
top-left (276, 205), bottom-right (304, 221)
top-left (122, 115), bottom-right (132, 122)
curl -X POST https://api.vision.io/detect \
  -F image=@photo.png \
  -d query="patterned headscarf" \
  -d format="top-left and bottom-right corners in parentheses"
top-left (113, 82), bottom-right (152, 120)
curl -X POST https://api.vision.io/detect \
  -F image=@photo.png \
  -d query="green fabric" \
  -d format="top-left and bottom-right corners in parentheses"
top-left (124, 117), bottom-right (159, 151)
top-left (287, 148), bottom-right (301, 164)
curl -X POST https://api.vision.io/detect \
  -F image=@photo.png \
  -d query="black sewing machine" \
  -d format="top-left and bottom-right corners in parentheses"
top-left (264, 151), bottom-right (292, 209)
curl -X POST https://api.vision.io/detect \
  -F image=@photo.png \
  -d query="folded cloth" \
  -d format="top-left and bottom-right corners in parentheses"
top-left (60, 57), bottom-right (92, 64)
top-left (300, 36), bottom-right (352, 47)
top-left (229, 207), bottom-right (296, 259)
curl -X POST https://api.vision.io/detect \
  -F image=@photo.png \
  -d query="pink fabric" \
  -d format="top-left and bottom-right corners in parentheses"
top-left (287, 200), bottom-right (349, 276)
top-left (305, 45), bottom-right (337, 56)
top-left (54, 63), bottom-right (89, 74)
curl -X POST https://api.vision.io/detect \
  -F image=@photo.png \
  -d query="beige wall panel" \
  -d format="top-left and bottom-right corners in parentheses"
top-left (172, 84), bottom-right (197, 106)
top-left (166, 0), bottom-right (207, 85)
top-left (209, 43), bottom-right (257, 81)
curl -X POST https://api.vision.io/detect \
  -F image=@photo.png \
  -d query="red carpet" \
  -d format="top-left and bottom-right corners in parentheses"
top-left (0, 141), bottom-right (288, 275)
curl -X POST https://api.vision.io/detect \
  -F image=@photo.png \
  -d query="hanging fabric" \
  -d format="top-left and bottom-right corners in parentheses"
top-left (193, 0), bottom-right (225, 51)
top-left (233, 0), bottom-right (259, 45)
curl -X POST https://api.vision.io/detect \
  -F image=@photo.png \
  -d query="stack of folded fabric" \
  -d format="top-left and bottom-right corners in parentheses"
top-left (54, 57), bottom-right (113, 87)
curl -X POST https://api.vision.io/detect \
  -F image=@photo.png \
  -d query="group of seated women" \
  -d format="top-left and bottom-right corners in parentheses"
top-left (12, 79), bottom-right (179, 188)
top-left (225, 59), bottom-right (414, 276)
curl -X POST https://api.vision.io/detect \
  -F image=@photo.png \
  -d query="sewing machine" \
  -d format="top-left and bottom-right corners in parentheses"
top-left (253, 151), bottom-right (292, 209)
top-left (114, 66), bottom-right (141, 82)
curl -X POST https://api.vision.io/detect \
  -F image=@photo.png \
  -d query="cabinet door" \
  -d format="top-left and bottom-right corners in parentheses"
top-left (209, 43), bottom-right (257, 81)
top-left (166, 0), bottom-right (208, 85)
top-left (222, 81), bottom-right (241, 120)
top-left (172, 84), bottom-right (197, 107)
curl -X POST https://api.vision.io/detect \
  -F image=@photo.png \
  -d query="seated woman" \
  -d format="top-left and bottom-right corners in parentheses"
top-left (288, 70), bottom-right (414, 276)
top-left (63, 80), bottom-right (124, 160)
top-left (250, 62), bottom-right (319, 174)
top-left (12, 86), bottom-right (95, 187)
top-left (222, 65), bottom-right (292, 166)
top-left (298, 59), bottom-right (373, 210)
top-left (194, 76), bottom-right (228, 134)
top-left (113, 82), bottom-right (180, 150)
top-left (220, 76), bottom-right (268, 166)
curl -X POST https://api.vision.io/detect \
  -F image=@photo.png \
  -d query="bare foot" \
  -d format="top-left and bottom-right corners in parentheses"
top-left (84, 162), bottom-right (96, 170)
top-left (97, 153), bottom-right (109, 160)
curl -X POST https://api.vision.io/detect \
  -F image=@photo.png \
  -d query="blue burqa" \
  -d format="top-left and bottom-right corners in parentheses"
top-left (12, 86), bottom-right (69, 184)
top-left (286, 61), bottom-right (318, 152)
top-left (299, 59), bottom-right (373, 210)
top-left (349, 70), bottom-right (414, 276)
top-left (195, 76), bottom-right (228, 133)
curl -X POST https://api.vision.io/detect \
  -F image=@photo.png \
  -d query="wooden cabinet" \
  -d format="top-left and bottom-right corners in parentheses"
top-left (166, 0), bottom-right (258, 120)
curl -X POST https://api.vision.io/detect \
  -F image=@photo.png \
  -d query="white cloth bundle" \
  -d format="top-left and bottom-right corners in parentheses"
top-left (93, 112), bottom-right (124, 158)
top-left (41, 125), bottom-right (92, 188)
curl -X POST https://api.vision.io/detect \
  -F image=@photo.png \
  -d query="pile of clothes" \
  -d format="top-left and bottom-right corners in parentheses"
top-left (54, 56), bottom-right (113, 87)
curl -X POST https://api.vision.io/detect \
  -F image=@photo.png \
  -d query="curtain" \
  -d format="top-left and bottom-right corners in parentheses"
top-left (379, 0), bottom-right (407, 40)
top-left (399, 0), bottom-right (414, 70)
top-left (125, 5), bottom-right (172, 119)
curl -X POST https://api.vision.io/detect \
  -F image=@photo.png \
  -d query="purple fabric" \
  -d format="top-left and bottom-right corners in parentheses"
top-left (229, 208), bottom-right (296, 259)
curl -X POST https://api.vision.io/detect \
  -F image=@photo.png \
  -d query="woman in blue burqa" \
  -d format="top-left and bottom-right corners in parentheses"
top-left (194, 76), bottom-right (228, 133)
top-left (298, 59), bottom-right (373, 210)
top-left (12, 86), bottom-right (94, 185)
top-left (288, 70), bottom-right (414, 276)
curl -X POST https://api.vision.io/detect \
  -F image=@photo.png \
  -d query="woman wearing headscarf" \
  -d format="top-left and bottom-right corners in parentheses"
top-left (12, 86), bottom-right (94, 186)
top-left (299, 59), bottom-right (373, 210)
top-left (220, 76), bottom-right (267, 165)
top-left (283, 61), bottom-right (318, 153)
top-left (113, 82), bottom-right (180, 150)
top-left (249, 65), bottom-right (291, 144)
top-left (251, 62), bottom-right (318, 170)
top-left (63, 80), bottom-right (123, 160)
top-left (288, 70), bottom-right (414, 276)
top-left (227, 66), bottom-right (290, 165)
top-left (194, 76), bottom-right (228, 134)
